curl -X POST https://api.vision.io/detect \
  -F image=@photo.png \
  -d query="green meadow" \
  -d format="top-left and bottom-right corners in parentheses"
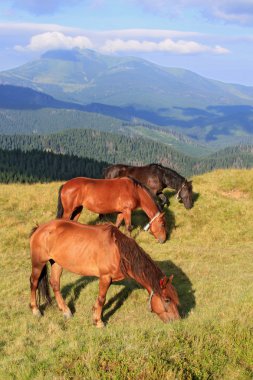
top-left (0, 169), bottom-right (252, 379)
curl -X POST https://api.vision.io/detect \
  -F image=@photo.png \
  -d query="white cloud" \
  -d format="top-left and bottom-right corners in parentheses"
top-left (100, 38), bottom-right (230, 55)
top-left (14, 31), bottom-right (93, 52)
top-left (1, 23), bottom-right (229, 56)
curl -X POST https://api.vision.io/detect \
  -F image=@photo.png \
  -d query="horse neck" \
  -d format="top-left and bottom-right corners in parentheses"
top-left (137, 186), bottom-right (159, 219)
top-left (114, 225), bottom-right (163, 295)
top-left (162, 168), bottom-right (185, 191)
top-left (129, 260), bottom-right (163, 296)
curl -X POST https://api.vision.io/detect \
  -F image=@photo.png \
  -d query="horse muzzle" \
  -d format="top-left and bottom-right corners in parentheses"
top-left (157, 236), bottom-right (166, 244)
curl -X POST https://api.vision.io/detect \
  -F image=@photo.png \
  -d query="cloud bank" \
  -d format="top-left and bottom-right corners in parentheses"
top-left (10, 26), bottom-right (229, 56)
top-left (101, 38), bottom-right (229, 55)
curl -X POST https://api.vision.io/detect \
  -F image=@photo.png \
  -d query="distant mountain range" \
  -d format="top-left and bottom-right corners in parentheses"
top-left (0, 49), bottom-right (253, 147)
top-left (1, 49), bottom-right (253, 109)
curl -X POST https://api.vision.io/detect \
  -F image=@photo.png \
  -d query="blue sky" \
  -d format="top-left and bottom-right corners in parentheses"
top-left (0, 0), bottom-right (253, 85)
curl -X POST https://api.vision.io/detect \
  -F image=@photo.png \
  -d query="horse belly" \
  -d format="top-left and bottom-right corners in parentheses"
top-left (49, 241), bottom-right (101, 277)
top-left (83, 186), bottom-right (135, 214)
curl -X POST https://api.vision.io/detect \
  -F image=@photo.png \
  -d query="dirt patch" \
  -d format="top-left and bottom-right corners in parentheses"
top-left (220, 189), bottom-right (249, 200)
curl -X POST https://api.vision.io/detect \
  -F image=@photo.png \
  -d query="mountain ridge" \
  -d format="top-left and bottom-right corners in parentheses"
top-left (1, 48), bottom-right (253, 109)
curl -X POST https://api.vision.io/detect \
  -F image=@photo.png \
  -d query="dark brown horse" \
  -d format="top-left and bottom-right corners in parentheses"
top-left (29, 220), bottom-right (180, 326)
top-left (56, 176), bottom-right (167, 243)
top-left (104, 163), bottom-right (193, 209)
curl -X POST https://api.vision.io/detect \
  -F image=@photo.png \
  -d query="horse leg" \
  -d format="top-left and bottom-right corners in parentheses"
top-left (50, 262), bottom-right (72, 319)
top-left (92, 275), bottom-right (112, 328)
top-left (122, 208), bottom-right (132, 236)
top-left (158, 192), bottom-right (169, 208)
top-left (30, 264), bottom-right (46, 317)
top-left (115, 212), bottom-right (124, 228)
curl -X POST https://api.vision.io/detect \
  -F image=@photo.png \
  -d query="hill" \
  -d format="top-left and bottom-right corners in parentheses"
top-left (0, 131), bottom-right (252, 181)
top-left (0, 169), bottom-right (252, 379)
top-left (0, 84), bottom-right (211, 156)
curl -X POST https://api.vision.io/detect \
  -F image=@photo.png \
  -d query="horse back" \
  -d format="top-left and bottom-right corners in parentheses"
top-left (30, 220), bottom-right (123, 278)
top-left (62, 176), bottom-right (139, 214)
top-left (104, 165), bottom-right (164, 194)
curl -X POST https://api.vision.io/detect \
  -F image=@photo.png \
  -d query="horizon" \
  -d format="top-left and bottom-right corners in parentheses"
top-left (0, 1), bottom-right (253, 86)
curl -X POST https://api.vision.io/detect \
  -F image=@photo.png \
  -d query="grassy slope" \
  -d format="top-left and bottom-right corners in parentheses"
top-left (0, 169), bottom-right (252, 379)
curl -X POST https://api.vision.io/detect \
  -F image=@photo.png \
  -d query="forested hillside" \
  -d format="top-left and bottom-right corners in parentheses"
top-left (0, 148), bottom-right (106, 183)
top-left (0, 130), bottom-right (196, 176)
top-left (0, 130), bottom-right (252, 183)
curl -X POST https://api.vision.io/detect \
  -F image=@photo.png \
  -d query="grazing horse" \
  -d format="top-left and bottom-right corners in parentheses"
top-left (56, 176), bottom-right (167, 243)
top-left (104, 163), bottom-right (193, 209)
top-left (29, 220), bottom-right (180, 326)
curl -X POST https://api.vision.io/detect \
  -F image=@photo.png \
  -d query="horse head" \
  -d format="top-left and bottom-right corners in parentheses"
top-left (149, 275), bottom-right (180, 322)
top-left (148, 212), bottom-right (167, 244)
top-left (176, 180), bottom-right (193, 209)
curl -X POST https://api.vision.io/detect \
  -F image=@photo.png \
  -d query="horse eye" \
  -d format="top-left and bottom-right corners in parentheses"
top-left (165, 298), bottom-right (171, 303)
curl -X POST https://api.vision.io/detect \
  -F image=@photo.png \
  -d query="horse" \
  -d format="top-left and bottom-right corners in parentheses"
top-left (29, 220), bottom-right (180, 327)
top-left (104, 163), bottom-right (193, 209)
top-left (56, 176), bottom-right (167, 243)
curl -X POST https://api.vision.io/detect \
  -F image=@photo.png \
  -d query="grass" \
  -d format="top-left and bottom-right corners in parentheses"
top-left (0, 169), bottom-right (253, 379)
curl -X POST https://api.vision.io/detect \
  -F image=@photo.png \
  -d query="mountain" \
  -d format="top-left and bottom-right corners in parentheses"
top-left (1, 49), bottom-right (253, 110)
top-left (1, 48), bottom-right (253, 147)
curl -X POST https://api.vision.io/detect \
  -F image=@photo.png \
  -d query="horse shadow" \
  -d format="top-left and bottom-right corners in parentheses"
top-left (59, 260), bottom-right (195, 323)
top-left (61, 276), bottom-right (97, 314)
top-left (157, 260), bottom-right (196, 317)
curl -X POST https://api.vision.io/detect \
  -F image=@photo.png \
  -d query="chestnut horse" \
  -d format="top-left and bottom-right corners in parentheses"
top-left (29, 220), bottom-right (180, 326)
top-left (56, 176), bottom-right (167, 243)
top-left (104, 163), bottom-right (193, 209)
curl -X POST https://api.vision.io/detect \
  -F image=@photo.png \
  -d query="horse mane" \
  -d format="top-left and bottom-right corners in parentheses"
top-left (127, 176), bottom-right (162, 212)
top-left (29, 224), bottom-right (39, 237)
top-left (111, 226), bottom-right (164, 295)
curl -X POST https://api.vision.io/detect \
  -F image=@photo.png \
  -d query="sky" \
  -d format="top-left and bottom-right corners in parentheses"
top-left (0, 0), bottom-right (253, 85)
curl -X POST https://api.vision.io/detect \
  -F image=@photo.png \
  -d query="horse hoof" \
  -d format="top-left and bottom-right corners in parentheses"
top-left (63, 310), bottom-right (73, 319)
top-left (32, 309), bottom-right (42, 318)
top-left (95, 320), bottom-right (105, 328)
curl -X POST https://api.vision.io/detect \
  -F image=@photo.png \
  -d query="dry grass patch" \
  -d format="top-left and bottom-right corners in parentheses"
top-left (0, 169), bottom-right (253, 379)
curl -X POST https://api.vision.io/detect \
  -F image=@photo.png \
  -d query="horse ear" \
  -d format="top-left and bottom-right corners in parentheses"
top-left (169, 274), bottom-right (174, 283)
top-left (159, 276), bottom-right (167, 289)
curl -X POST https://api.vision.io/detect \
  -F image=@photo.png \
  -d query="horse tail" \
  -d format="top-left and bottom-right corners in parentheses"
top-left (34, 264), bottom-right (52, 306)
top-left (56, 184), bottom-right (64, 218)
top-left (29, 224), bottom-right (39, 237)
top-left (103, 165), bottom-right (123, 179)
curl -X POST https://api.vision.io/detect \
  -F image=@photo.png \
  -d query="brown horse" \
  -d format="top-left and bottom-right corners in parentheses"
top-left (56, 176), bottom-right (167, 243)
top-left (29, 220), bottom-right (180, 326)
top-left (104, 163), bottom-right (193, 209)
